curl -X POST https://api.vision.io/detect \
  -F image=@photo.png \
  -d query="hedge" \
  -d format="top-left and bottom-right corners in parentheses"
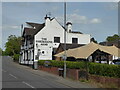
top-left (13, 54), bottom-right (20, 62)
top-left (38, 60), bottom-right (86, 69)
top-left (38, 60), bottom-right (120, 78)
top-left (89, 62), bottom-right (120, 78)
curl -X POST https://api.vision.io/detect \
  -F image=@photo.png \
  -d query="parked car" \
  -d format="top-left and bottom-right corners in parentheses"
top-left (114, 62), bottom-right (120, 65)
top-left (112, 58), bottom-right (120, 65)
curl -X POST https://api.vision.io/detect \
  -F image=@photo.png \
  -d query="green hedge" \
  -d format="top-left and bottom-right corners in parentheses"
top-left (13, 54), bottom-right (20, 62)
top-left (38, 60), bottom-right (120, 78)
top-left (89, 62), bottom-right (120, 78)
top-left (38, 60), bottom-right (86, 69)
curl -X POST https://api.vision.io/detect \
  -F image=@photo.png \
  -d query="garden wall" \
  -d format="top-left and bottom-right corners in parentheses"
top-left (38, 65), bottom-right (120, 88)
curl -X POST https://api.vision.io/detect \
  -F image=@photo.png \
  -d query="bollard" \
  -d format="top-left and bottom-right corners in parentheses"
top-left (33, 61), bottom-right (38, 70)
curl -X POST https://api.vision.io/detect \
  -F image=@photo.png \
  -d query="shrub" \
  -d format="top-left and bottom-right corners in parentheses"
top-left (38, 60), bottom-right (120, 78)
top-left (13, 54), bottom-right (20, 62)
top-left (51, 60), bottom-right (64, 68)
top-left (88, 62), bottom-right (119, 78)
top-left (38, 60), bottom-right (46, 65)
top-left (38, 60), bottom-right (88, 70)
top-left (66, 61), bottom-right (86, 69)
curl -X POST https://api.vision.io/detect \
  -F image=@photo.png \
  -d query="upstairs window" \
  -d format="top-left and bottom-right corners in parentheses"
top-left (72, 38), bottom-right (78, 44)
top-left (54, 37), bottom-right (60, 43)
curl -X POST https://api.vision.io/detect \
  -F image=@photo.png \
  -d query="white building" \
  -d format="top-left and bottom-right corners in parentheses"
top-left (19, 15), bottom-right (91, 65)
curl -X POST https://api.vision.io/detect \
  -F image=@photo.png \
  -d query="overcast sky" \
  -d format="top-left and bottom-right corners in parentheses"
top-left (1, 2), bottom-right (118, 49)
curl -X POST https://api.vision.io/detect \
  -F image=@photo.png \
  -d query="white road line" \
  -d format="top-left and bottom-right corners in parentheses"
top-left (2, 70), bottom-right (7, 73)
top-left (22, 81), bottom-right (35, 88)
top-left (9, 74), bottom-right (17, 79)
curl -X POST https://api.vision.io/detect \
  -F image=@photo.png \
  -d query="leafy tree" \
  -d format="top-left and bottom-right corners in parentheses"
top-left (106, 34), bottom-right (120, 42)
top-left (91, 37), bottom-right (98, 43)
top-left (4, 35), bottom-right (21, 56)
top-left (0, 48), bottom-right (2, 55)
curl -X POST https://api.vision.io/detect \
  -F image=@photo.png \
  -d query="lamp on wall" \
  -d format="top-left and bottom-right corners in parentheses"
top-left (36, 44), bottom-right (38, 48)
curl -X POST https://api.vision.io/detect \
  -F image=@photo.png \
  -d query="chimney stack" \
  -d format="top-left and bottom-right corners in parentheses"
top-left (66, 22), bottom-right (72, 32)
top-left (44, 14), bottom-right (51, 26)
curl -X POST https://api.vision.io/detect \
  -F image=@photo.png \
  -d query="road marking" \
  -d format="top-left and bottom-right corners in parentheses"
top-left (2, 70), bottom-right (7, 73)
top-left (9, 74), bottom-right (17, 79)
top-left (22, 81), bottom-right (35, 88)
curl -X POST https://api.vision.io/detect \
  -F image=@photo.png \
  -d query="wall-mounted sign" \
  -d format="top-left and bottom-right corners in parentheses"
top-left (36, 38), bottom-right (52, 44)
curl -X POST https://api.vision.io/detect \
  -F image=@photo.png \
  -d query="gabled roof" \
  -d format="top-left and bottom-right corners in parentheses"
top-left (23, 17), bottom-right (83, 37)
top-left (22, 23), bottom-right (45, 37)
top-left (26, 22), bottom-right (43, 29)
top-left (22, 28), bottom-right (35, 36)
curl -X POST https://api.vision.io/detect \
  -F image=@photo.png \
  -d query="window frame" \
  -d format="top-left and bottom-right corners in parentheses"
top-left (54, 37), bottom-right (60, 43)
top-left (72, 38), bottom-right (78, 44)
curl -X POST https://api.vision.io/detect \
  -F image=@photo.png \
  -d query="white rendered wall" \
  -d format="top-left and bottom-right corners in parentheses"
top-left (34, 18), bottom-right (91, 61)
top-left (34, 18), bottom-right (65, 60)
top-left (67, 33), bottom-right (91, 44)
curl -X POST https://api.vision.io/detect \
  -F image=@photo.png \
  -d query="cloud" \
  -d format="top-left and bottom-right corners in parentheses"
top-left (56, 13), bottom-right (102, 25)
top-left (11, 26), bottom-right (19, 29)
top-left (2, 25), bottom-right (20, 30)
top-left (73, 9), bottom-right (79, 13)
top-left (51, 6), bottom-right (59, 12)
top-left (56, 16), bottom-right (64, 24)
top-left (0, 26), bottom-right (2, 29)
top-left (90, 18), bottom-right (101, 24)
top-left (68, 14), bottom-right (88, 24)
top-left (106, 2), bottom-right (118, 10)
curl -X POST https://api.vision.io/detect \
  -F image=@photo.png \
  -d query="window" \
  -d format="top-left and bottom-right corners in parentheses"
top-left (72, 38), bottom-right (78, 43)
top-left (54, 37), bottom-right (60, 43)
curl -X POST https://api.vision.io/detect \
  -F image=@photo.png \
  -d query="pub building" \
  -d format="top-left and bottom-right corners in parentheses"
top-left (19, 15), bottom-right (91, 65)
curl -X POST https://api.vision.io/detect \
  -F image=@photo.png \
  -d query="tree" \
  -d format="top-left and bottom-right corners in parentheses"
top-left (106, 34), bottom-right (120, 42)
top-left (91, 37), bottom-right (98, 43)
top-left (0, 48), bottom-right (2, 55)
top-left (4, 35), bottom-right (21, 56)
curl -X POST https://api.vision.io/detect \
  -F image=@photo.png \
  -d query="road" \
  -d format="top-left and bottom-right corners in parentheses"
top-left (2, 56), bottom-right (96, 89)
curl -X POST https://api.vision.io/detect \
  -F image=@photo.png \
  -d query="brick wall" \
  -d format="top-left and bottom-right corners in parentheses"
top-left (38, 65), bottom-right (79, 80)
top-left (89, 75), bottom-right (120, 88)
top-left (38, 65), bottom-right (120, 87)
top-left (38, 66), bottom-right (59, 75)
top-left (66, 68), bottom-right (79, 80)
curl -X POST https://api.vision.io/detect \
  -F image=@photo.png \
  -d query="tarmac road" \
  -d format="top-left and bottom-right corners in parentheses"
top-left (2, 56), bottom-right (97, 89)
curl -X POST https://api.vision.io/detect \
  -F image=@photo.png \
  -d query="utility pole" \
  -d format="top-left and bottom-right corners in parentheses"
top-left (21, 24), bottom-right (23, 36)
top-left (63, 2), bottom-right (67, 78)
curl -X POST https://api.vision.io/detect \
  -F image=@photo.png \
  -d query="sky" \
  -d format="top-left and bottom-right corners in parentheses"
top-left (1, 2), bottom-right (118, 49)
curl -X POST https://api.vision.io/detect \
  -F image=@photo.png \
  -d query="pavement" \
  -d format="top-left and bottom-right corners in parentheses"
top-left (2, 56), bottom-right (98, 89)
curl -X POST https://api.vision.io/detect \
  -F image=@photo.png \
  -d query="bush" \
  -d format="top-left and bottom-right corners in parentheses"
top-left (38, 60), bottom-right (64, 68)
top-left (89, 62), bottom-right (120, 78)
top-left (66, 61), bottom-right (86, 69)
top-left (13, 54), bottom-right (20, 62)
top-left (38, 60), bottom-right (120, 78)
top-left (38, 60), bottom-right (88, 69)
